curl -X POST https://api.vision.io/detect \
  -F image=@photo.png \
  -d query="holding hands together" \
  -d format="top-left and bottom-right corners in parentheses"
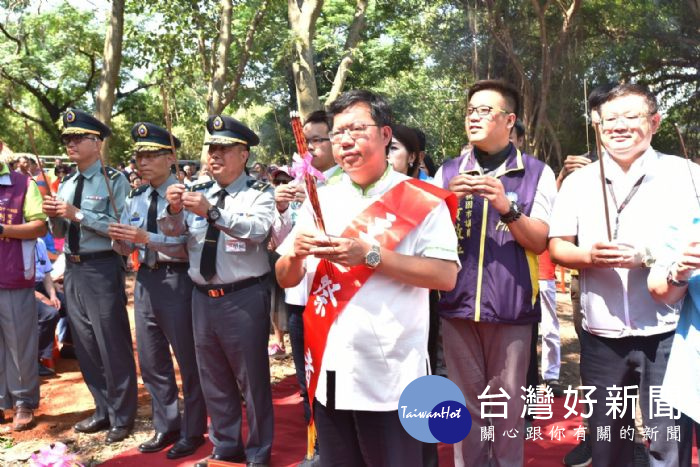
top-left (166, 183), bottom-right (212, 217)
top-left (589, 241), bottom-right (643, 269)
top-left (42, 195), bottom-right (81, 221)
top-left (669, 241), bottom-right (700, 283)
top-left (293, 229), bottom-right (369, 268)
top-left (448, 174), bottom-right (510, 214)
top-left (108, 223), bottom-right (150, 244)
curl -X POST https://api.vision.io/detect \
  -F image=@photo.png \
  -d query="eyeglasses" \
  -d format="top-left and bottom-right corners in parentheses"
top-left (61, 135), bottom-right (97, 146)
top-left (328, 123), bottom-right (379, 144)
top-left (600, 113), bottom-right (651, 129)
top-left (306, 137), bottom-right (330, 147)
top-left (466, 106), bottom-right (510, 118)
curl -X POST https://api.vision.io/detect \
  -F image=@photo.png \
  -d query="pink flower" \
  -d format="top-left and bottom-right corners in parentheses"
top-left (291, 152), bottom-right (325, 182)
top-left (30, 442), bottom-right (81, 467)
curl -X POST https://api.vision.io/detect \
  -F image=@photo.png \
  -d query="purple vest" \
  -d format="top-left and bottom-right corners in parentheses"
top-left (438, 146), bottom-right (544, 324)
top-left (0, 171), bottom-right (34, 289)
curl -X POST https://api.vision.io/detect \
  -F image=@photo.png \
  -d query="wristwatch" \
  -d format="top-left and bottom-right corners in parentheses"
top-left (667, 263), bottom-right (689, 287)
top-left (206, 206), bottom-right (221, 223)
top-left (74, 211), bottom-right (84, 222)
top-left (365, 244), bottom-right (381, 269)
top-left (500, 201), bottom-right (522, 224)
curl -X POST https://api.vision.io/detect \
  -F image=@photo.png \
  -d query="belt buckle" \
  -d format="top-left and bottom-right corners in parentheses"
top-left (68, 254), bottom-right (81, 263)
top-left (207, 288), bottom-right (224, 298)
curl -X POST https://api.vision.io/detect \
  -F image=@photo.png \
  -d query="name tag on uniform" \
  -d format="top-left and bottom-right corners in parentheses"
top-left (225, 237), bottom-right (246, 253)
top-left (86, 195), bottom-right (106, 200)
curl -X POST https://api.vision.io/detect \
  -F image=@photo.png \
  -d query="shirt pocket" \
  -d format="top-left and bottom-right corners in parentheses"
top-left (81, 196), bottom-right (108, 214)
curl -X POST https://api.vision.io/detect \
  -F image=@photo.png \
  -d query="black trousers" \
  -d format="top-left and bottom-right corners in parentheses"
top-left (287, 304), bottom-right (310, 424)
top-left (314, 394), bottom-right (422, 467)
top-left (580, 329), bottom-right (684, 467)
top-left (64, 254), bottom-right (137, 426)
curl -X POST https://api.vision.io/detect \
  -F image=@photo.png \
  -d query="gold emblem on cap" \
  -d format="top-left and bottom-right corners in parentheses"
top-left (213, 116), bottom-right (224, 130)
top-left (137, 124), bottom-right (148, 137)
top-left (66, 110), bottom-right (76, 123)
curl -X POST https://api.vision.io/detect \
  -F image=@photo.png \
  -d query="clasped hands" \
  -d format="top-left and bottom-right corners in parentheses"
top-left (292, 229), bottom-right (370, 268)
top-left (589, 241), bottom-right (643, 269)
top-left (668, 241), bottom-right (700, 282)
top-left (165, 183), bottom-right (212, 218)
top-left (42, 195), bottom-right (81, 221)
top-left (448, 174), bottom-right (510, 214)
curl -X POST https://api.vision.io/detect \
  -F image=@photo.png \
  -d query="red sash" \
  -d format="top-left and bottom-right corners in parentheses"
top-left (302, 178), bottom-right (456, 426)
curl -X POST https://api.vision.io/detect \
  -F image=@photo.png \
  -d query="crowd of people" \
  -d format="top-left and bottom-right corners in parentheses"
top-left (0, 80), bottom-right (699, 467)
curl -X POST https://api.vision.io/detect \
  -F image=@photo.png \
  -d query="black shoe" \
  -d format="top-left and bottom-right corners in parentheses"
top-left (74, 414), bottom-right (110, 433)
top-left (166, 435), bottom-right (206, 459)
top-left (106, 425), bottom-right (132, 443)
top-left (59, 345), bottom-right (77, 359)
top-left (544, 379), bottom-right (566, 397)
top-left (138, 430), bottom-right (179, 453)
top-left (195, 453), bottom-right (246, 467)
top-left (563, 438), bottom-right (592, 467)
top-left (39, 363), bottom-right (55, 377)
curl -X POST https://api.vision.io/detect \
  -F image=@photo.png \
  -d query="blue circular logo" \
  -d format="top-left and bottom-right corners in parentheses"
top-left (398, 375), bottom-right (472, 443)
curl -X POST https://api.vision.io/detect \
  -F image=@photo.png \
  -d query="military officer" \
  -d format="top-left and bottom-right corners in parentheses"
top-left (160, 115), bottom-right (275, 467)
top-left (108, 123), bottom-right (207, 458)
top-left (42, 109), bottom-right (137, 443)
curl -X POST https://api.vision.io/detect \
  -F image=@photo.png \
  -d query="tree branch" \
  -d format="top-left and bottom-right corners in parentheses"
top-left (325, 0), bottom-right (368, 105)
top-left (221, 0), bottom-right (271, 109)
top-left (0, 22), bottom-right (22, 54)
top-left (116, 81), bottom-right (156, 99)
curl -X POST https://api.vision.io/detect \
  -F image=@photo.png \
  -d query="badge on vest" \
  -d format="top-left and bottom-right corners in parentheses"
top-left (225, 237), bottom-right (246, 253)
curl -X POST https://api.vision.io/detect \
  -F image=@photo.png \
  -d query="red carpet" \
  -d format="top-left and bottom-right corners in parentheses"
top-left (103, 376), bottom-right (698, 466)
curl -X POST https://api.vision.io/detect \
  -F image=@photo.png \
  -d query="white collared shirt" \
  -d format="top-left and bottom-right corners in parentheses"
top-left (277, 167), bottom-right (459, 411)
top-left (550, 147), bottom-right (700, 337)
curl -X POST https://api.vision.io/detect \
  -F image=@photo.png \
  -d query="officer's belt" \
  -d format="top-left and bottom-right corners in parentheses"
top-left (195, 275), bottom-right (267, 298)
top-left (141, 261), bottom-right (189, 271)
top-left (66, 250), bottom-right (118, 263)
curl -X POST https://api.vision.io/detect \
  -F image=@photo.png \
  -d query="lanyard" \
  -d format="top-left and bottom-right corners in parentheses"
top-left (605, 175), bottom-right (645, 239)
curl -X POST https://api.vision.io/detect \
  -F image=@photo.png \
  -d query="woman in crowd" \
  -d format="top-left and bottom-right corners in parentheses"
top-left (388, 123), bottom-right (421, 178)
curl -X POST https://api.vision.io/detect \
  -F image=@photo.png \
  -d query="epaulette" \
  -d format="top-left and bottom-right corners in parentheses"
top-left (128, 185), bottom-right (149, 198)
top-left (63, 172), bottom-right (77, 182)
top-left (188, 180), bottom-right (216, 192)
top-left (105, 166), bottom-right (121, 180)
top-left (247, 180), bottom-right (271, 191)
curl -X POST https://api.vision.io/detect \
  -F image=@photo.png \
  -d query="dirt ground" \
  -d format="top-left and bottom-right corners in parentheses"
top-left (0, 274), bottom-right (580, 465)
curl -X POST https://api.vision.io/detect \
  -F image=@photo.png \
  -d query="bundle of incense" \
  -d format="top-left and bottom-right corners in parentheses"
top-left (160, 85), bottom-right (179, 165)
top-left (24, 120), bottom-right (53, 196)
top-left (290, 111), bottom-right (327, 233)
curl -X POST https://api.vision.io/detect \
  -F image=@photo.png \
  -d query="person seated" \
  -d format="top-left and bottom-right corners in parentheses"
top-left (34, 238), bottom-right (62, 376)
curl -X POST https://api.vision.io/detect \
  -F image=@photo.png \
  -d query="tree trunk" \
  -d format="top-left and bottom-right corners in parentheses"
top-left (288, 0), bottom-right (323, 119)
top-left (94, 0), bottom-right (125, 163)
top-left (208, 0), bottom-right (233, 114)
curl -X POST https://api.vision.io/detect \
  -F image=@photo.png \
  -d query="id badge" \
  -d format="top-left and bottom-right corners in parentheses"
top-left (225, 236), bottom-right (246, 253)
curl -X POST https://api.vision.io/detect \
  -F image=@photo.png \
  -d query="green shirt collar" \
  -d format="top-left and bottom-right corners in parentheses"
top-left (349, 163), bottom-right (392, 196)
